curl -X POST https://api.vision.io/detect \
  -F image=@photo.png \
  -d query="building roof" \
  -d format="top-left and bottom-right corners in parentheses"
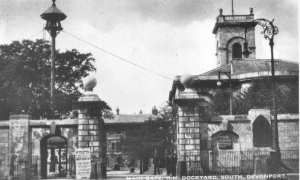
top-left (169, 59), bottom-right (298, 101)
top-left (104, 114), bottom-right (159, 124)
top-left (201, 59), bottom-right (298, 76)
top-left (189, 59), bottom-right (298, 84)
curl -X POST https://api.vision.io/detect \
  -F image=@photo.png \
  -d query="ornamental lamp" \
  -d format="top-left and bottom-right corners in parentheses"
top-left (41, 0), bottom-right (67, 37)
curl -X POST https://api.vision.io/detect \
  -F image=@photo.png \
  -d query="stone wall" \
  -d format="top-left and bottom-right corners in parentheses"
top-left (175, 107), bottom-right (299, 175)
top-left (216, 25), bottom-right (256, 65)
top-left (0, 128), bottom-right (9, 178)
top-left (31, 127), bottom-right (50, 177)
top-left (278, 120), bottom-right (298, 150)
top-left (230, 122), bottom-right (253, 150)
top-left (9, 114), bottom-right (30, 179)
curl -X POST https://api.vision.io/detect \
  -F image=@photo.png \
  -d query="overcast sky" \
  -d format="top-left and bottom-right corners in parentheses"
top-left (0, 0), bottom-right (298, 114)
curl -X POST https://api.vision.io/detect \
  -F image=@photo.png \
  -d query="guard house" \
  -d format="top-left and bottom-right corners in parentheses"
top-left (169, 8), bottom-right (299, 176)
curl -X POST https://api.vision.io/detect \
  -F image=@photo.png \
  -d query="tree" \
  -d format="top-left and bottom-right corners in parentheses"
top-left (122, 124), bottom-right (153, 173)
top-left (212, 80), bottom-right (298, 115)
top-left (0, 39), bottom-right (109, 119)
top-left (121, 104), bottom-right (174, 174)
top-left (232, 80), bottom-right (298, 114)
top-left (212, 88), bottom-right (231, 115)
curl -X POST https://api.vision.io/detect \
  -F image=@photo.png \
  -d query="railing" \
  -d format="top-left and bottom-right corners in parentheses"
top-left (184, 150), bottom-right (299, 176)
top-left (281, 150), bottom-right (299, 173)
top-left (9, 158), bottom-right (29, 180)
top-left (31, 155), bottom-right (39, 177)
top-left (27, 154), bottom-right (107, 179)
top-left (217, 15), bottom-right (254, 23)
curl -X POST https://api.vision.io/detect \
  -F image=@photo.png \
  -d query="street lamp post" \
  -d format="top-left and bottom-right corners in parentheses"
top-left (254, 18), bottom-right (282, 169)
top-left (217, 71), bottom-right (233, 115)
top-left (41, 0), bottom-right (67, 116)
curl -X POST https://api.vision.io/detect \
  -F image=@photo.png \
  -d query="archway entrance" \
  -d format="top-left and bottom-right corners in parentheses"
top-left (40, 135), bottom-right (68, 178)
top-left (252, 115), bottom-right (272, 147)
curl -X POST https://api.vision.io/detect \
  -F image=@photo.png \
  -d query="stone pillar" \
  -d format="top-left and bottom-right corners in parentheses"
top-left (176, 105), bottom-right (203, 176)
top-left (176, 99), bottom-right (213, 177)
top-left (77, 92), bottom-right (107, 179)
top-left (8, 114), bottom-right (31, 180)
top-left (176, 107), bottom-right (187, 177)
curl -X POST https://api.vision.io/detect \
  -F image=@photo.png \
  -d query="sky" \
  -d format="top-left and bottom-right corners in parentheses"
top-left (0, 0), bottom-right (298, 114)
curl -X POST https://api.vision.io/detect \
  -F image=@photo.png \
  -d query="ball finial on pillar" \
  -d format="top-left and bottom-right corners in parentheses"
top-left (83, 76), bottom-right (97, 92)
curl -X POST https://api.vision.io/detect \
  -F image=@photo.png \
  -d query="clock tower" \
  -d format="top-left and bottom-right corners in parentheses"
top-left (213, 8), bottom-right (256, 66)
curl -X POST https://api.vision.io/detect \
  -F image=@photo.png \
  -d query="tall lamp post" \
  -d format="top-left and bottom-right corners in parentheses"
top-left (41, 0), bottom-right (67, 116)
top-left (216, 71), bottom-right (232, 115)
top-left (254, 18), bottom-right (282, 168)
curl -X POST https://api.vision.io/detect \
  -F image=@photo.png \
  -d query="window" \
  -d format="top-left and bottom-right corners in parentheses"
top-left (232, 43), bottom-right (242, 59)
top-left (253, 116), bottom-right (272, 147)
top-left (112, 142), bottom-right (116, 151)
top-left (116, 142), bottom-right (121, 152)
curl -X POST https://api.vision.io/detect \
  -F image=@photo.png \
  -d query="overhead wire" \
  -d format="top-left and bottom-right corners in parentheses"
top-left (26, 29), bottom-right (43, 40)
top-left (62, 30), bottom-right (173, 81)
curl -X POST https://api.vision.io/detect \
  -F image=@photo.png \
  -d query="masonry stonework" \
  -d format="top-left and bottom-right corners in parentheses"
top-left (8, 114), bottom-right (30, 180)
top-left (0, 128), bottom-right (9, 178)
top-left (174, 103), bottom-right (299, 176)
top-left (214, 9), bottom-right (256, 66)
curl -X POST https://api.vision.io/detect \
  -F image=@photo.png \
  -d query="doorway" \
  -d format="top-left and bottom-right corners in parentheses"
top-left (40, 135), bottom-right (68, 178)
top-left (252, 115), bottom-right (272, 147)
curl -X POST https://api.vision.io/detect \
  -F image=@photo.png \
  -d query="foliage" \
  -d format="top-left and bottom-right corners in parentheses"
top-left (0, 39), bottom-right (109, 119)
top-left (102, 109), bottom-right (115, 119)
top-left (212, 88), bottom-right (231, 115)
top-left (121, 104), bottom-right (174, 171)
top-left (232, 81), bottom-right (299, 114)
top-left (213, 80), bottom-right (298, 115)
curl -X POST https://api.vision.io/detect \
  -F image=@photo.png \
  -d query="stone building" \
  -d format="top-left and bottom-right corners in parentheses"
top-left (168, 8), bottom-right (299, 176)
top-left (104, 108), bottom-right (175, 172)
top-left (104, 112), bottom-right (155, 170)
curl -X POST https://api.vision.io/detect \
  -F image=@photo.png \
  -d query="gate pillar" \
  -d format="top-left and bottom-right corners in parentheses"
top-left (77, 79), bottom-right (107, 179)
top-left (8, 114), bottom-right (31, 180)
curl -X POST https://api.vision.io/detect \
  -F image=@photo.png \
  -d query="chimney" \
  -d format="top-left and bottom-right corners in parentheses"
top-left (152, 106), bottom-right (158, 115)
top-left (219, 8), bottom-right (223, 16)
top-left (250, 7), bottom-right (254, 15)
top-left (116, 107), bottom-right (120, 115)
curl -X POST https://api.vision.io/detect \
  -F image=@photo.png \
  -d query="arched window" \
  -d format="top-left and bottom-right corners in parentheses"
top-left (252, 116), bottom-right (272, 147)
top-left (232, 43), bottom-right (242, 59)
